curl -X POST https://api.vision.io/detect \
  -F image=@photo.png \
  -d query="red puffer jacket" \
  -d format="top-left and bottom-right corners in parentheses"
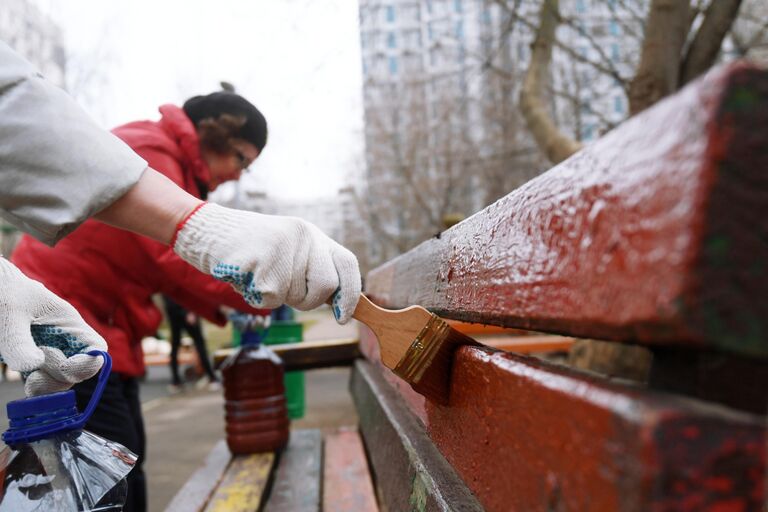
top-left (12, 104), bottom-right (267, 376)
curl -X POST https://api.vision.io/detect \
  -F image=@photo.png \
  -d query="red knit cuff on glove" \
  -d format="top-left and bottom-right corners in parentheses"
top-left (171, 202), bottom-right (207, 248)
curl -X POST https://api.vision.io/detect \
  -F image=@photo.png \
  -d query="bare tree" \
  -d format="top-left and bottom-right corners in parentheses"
top-left (512, 0), bottom-right (755, 163)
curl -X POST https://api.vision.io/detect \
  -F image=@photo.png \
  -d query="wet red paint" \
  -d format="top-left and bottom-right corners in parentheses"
top-left (425, 347), bottom-right (765, 512)
top-left (361, 63), bottom-right (768, 511)
top-left (365, 63), bottom-right (768, 357)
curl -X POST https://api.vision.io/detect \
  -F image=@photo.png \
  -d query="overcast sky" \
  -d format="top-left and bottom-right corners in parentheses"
top-left (34, 0), bottom-right (365, 201)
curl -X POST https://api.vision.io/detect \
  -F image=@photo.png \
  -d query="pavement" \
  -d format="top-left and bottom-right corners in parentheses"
top-left (0, 306), bottom-right (359, 511)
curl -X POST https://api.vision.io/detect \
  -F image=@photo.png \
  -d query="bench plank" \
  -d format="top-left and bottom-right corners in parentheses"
top-left (422, 346), bottom-right (765, 511)
top-left (365, 63), bottom-right (768, 356)
top-left (263, 430), bottom-right (322, 512)
top-left (350, 360), bottom-right (484, 512)
top-left (323, 428), bottom-right (379, 512)
top-left (214, 338), bottom-right (359, 370)
top-left (164, 440), bottom-right (231, 512)
top-left (203, 452), bottom-right (275, 512)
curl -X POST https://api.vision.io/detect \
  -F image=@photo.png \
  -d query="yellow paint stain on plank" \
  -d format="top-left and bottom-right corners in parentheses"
top-left (204, 452), bottom-right (275, 512)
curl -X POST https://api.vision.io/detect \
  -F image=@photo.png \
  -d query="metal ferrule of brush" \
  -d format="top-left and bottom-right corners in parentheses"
top-left (393, 314), bottom-right (450, 384)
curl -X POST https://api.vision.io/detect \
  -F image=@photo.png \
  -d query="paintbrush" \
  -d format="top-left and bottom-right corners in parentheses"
top-left (351, 294), bottom-right (480, 405)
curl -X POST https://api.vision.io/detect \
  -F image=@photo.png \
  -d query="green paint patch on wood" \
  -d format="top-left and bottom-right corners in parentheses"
top-left (704, 234), bottom-right (730, 267)
top-left (724, 87), bottom-right (759, 112)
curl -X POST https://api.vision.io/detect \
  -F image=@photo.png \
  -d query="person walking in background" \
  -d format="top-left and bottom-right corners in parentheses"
top-left (162, 295), bottom-right (219, 393)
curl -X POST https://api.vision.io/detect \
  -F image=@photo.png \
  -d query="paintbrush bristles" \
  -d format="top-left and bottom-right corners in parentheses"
top-left (351, 294), bottom-right (480, 404)
top-left (401, 321), bottom-right (480, 405)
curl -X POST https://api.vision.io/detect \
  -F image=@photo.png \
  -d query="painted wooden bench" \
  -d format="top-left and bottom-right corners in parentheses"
top-left (167, 338), bottom-right (381, 512)
top-left (171, 337), bottom-right (485, 511)
top-left (357, 61), bottom-right (768, 511)
top-left (167, 61), bottom-right (766, 512)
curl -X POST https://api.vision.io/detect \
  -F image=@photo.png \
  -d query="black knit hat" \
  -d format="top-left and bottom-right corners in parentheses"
top-left (183, 92), bottom-right (268, 151)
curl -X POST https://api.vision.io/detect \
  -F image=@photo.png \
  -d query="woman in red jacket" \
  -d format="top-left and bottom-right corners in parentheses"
top-left (12, 91), bottom-right (270, 512)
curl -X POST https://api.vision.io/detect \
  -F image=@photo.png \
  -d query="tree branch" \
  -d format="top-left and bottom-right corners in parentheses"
top-left (520, 0), bottom-right (582, 164)
top-left (628, 0), bottom-right (691, 114)
top-left (680, 0), bottom-right (744, 85)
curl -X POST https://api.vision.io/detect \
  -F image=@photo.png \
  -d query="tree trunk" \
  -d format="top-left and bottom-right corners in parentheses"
top-left (519, 0), bottom-right (582, 164)
top-left (680, 0), bottom-right (744, 85)
top-left (628, 0), bottom-right (690, 114)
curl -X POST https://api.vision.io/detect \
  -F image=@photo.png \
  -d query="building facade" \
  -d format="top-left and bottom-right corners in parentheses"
top-left (356, 0), bottom-right (647, 268)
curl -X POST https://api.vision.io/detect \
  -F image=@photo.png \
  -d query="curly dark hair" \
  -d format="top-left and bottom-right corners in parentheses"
top-left (195, 114), bottom-right (247, 155)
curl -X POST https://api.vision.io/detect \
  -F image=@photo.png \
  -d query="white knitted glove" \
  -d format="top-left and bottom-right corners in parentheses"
top-left (173, 203), bottom-right (361, 323)
top-left (0, 258), bottom-right (107, 396)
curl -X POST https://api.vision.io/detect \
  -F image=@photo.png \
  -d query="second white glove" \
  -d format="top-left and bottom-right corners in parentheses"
top-left (0, 257), bottom-right (107, 396)
top-left (173, 203), bottom-right (361, 323)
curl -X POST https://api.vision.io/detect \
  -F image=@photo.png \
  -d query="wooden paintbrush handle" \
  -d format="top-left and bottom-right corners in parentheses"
top-left (351, 293), bottom-right (383, 323)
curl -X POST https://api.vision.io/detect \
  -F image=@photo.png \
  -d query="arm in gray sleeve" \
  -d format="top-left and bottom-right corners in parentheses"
top-left (0, 41), bottom-right (147, 245)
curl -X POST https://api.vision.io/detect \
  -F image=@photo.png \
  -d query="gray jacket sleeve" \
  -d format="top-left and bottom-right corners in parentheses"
top-left (0, 41), bottom-right (147, 246)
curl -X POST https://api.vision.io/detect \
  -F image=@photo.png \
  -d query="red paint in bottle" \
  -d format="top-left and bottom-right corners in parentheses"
top-left (220, 335), bottom-right (289, 454)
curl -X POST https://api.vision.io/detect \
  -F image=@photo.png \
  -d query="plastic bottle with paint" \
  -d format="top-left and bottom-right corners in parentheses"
top-left (221, 328), bottom-right (289, 454)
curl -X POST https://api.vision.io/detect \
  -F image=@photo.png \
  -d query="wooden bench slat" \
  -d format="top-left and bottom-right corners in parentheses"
top-left (263, 430), bottom-right (322, 512)
top-left (480, 334), bottom-right (575, 353)
top-left (381, 345), bottom-right (765, 511)
top-left (203, 452), bottom-right (275, 512)
top-left (214, 338), bottom-right (360, 370)
top-left (351, 360), bottom-right (484, 512)
top-left (164, 440), bottom-right (231, 512)
top-left (365, 63), bottom-right (768, 356)
top-left (323, 428), bottom-right (379, 512)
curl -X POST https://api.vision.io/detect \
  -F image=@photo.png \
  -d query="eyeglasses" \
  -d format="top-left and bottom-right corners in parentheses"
top-left (234, 150), bottom-right (253, 172)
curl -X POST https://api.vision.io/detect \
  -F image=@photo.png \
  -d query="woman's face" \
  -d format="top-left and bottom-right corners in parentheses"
top-left (202, 138), bottom-right (260, 191)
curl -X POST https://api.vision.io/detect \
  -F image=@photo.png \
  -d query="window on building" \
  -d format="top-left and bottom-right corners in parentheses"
top-left (389, 56), bottom-right (399, 74)
top-left (428, 22), bottom-right (434, 40)
top-left (388, 32), bottom-right (396, 48)
top-left (582, 124), bottom-right (595, 140)
top-left (609, 19), bottom-right (620, 36)
top-left (455, 20), bottom-right (464, 40)
top-left (578, 46), bottom-right (588, 58)
top-left (386, 5), bottom-right (396, 22)
top-left (454, 0), bottom-right (462, 13)
top-left (576, 0), bottom-right (587, 13)
top-left (614, 96), bottom-right (624, 114)
top-left (611, 43), bottom-right (620, 61)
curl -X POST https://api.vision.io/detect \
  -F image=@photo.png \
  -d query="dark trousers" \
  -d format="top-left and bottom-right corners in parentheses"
top-left (168, 311), bottom-right (216, 385)
top-left (74, 373), bottom-right (146, 512)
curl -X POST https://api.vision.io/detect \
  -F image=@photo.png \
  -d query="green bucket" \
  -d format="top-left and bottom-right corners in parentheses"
top-left (264, 322), bottom-right (305, 420)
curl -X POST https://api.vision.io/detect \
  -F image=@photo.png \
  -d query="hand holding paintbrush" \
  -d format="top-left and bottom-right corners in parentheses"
top-left (350, 294), bottom-right (480, 405)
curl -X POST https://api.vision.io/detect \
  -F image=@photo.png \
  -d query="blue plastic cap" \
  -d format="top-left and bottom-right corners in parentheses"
top-left (7, 390), bottom-right (78, 424)
top-left (241, 330), bottom-right (265, 346)
top-left (2, 351), bottom-right (111, 446)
